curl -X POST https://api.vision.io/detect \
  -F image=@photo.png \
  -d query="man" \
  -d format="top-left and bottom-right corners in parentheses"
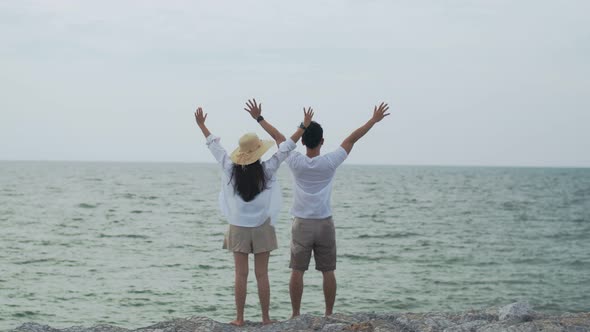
top-left (285, 102), bottom-right (390, 317)
top-left (250, 101), bottom-right (390, 317)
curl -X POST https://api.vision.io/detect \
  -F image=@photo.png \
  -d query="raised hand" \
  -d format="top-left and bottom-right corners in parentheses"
top-left (371, 102), bottom-right (390, 123)
top-left (340, 101), bottom-right (391, 154)
top-left (244, 98), bottom-right (262, 120)
top-left (194, 107), bottom-right (207, 127)
top-left (303, 107), bottom-right (314, 127)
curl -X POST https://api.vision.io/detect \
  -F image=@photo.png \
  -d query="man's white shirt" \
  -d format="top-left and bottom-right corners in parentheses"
top-left (286, 147), bottom-right (348, 219)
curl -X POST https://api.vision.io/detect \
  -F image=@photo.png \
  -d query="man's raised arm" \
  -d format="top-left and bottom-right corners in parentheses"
top-left (340, 102), bottom-right (390, 154)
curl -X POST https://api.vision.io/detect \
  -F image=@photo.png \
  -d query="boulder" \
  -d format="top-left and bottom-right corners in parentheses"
top-left (498, 302), bottom-right (535, 322)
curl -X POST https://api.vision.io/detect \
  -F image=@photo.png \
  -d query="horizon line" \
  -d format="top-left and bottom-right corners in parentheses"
top-left (1, 159), bottom-right (589, 169)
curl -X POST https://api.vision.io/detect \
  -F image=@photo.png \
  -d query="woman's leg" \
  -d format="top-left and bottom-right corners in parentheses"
top-left (254, 251), bottom-right (272, 324)
top-left (231, 252), bottom-right (249, 326)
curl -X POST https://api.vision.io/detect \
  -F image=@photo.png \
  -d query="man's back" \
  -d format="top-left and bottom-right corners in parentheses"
top-left (286, 147), bottom-right (348, 219)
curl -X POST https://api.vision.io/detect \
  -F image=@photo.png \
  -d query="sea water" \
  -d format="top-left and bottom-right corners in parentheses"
top-left (1, 161), bottom-right (589, 330)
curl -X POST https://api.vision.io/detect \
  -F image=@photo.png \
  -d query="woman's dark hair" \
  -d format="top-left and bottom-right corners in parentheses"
top-left (230, 160), bottom-right (267, 202)
top-left (302, 121), bottom-right (323, 149)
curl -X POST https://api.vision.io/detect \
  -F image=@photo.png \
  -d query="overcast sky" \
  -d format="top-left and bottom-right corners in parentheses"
top-left (1, 1), bottom-right (589, 166)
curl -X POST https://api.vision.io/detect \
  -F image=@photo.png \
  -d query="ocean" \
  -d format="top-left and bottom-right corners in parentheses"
top-left (1, 161), bottom-right (589, 330)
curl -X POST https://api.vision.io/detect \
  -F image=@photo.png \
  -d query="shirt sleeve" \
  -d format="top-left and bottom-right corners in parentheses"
top-left (325, 146), bottom-right (348, 169)
top-left (263, 139), bottom-right (297, 176)
top-left (285, 150), bottom-right (299, 168)
top-left (206, 134), bottom-right (233, 176)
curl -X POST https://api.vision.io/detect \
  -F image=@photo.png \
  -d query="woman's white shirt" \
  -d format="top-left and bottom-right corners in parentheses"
top-left (206, 134), bottom-right (296, 227)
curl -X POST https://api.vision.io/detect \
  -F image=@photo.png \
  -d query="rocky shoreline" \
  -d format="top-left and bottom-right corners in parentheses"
top-left (11, 303), bottom-right (590, 332)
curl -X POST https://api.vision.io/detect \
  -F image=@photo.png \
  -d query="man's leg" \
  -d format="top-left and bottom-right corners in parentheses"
top-left (231, 252), bottom-right (249, 326)
top-left (315, 217), bottom-right (337, 316)
top-left (289, 269), bottom-right (305, 318)
top-left (322, 270), bottom-right (336, 316)
top-left (289, 217), bottom-right (313, 318)
top-left (254, 251), bottom-right (273, 324)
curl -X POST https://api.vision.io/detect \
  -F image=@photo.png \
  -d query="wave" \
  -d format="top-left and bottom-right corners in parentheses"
top-left (77, 203), bottom-right (98, 209)
top-left (341, 254), bottom-right (385, 262)
top-left (14, 258), bottom-right (55, 265)
top-left (357, 232), bottom-right (420, 239)
top-left (12, 311), bottom-right (38, 318)
top-left (98, 234), bottom-right (150, 239)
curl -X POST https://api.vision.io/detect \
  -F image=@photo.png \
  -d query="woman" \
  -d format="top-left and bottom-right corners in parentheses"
top-left (194, 99), bottom-right (313, 326)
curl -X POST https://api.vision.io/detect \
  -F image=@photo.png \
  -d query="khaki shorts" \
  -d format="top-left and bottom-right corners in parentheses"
top-left (223, 218), bottom-right (278, 254)
top-left (289, 216), bottom-right (336, 272)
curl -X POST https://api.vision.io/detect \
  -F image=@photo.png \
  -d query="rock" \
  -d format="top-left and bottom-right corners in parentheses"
top-left (498, 302), bottom-right (534, 322)
top-left (320, 323), bottom-right (349, 331)
top-left (442, 320), bottom-right (489, 332)
top-left (424, 315), bottom-right (456, 330)
top-left (13, 323), bottom-right (63, 332)
top-left (11, 304), bottom-right (590, 332)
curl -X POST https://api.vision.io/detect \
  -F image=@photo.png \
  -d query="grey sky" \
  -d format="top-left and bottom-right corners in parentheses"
top-left (1, 1), bottom-right (589, 166)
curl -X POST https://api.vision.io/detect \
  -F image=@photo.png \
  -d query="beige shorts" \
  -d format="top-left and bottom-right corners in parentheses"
top-left (289, 216), bottom-right (336, 272)
top-left (223, 218), bottom-right (278, 254)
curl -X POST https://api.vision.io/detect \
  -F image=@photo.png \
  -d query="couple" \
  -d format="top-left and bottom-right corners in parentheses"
top-left (194, 99), bottom-right (390, 326)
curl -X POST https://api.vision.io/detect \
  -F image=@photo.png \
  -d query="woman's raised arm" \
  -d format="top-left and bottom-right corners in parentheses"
top-left (244, 99), bottom-right (286, 147)
top-left (194, 107), bottom-right (211, 138)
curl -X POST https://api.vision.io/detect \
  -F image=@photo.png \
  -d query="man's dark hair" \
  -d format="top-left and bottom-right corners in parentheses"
top-left (230, 160), bottom-right (268, 202)
top-left (302, 121), bottom-right (323, 149)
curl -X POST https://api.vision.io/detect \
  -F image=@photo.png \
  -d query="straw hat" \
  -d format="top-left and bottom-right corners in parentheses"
top-left (230, 133), bottom-right (274, 165)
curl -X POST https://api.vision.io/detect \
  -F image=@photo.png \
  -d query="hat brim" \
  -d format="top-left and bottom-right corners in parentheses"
top-left (230, 139), bottom-right (275, 165)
